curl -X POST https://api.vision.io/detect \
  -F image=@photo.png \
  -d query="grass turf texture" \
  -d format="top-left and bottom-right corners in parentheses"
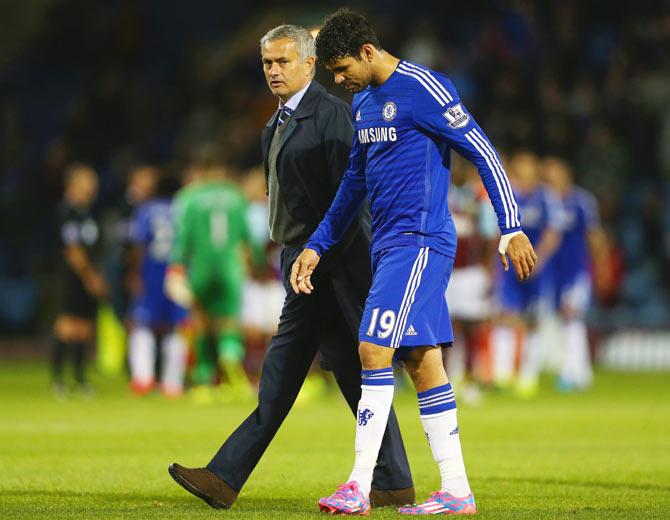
top-left (0, 363), bottom-right (668, 519)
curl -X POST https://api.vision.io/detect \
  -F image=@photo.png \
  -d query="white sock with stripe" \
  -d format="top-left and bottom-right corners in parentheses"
top-left (419, 383), bottom-right (472, 498)
top-left (347, 367), bottom-right (394, 498)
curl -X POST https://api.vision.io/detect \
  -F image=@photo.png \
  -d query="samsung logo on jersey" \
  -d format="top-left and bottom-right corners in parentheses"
top-left (358, 127), bottom-right (397, 144)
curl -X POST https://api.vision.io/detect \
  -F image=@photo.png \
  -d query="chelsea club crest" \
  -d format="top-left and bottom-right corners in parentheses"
top-left (382, 101), bottom-right (397, 122)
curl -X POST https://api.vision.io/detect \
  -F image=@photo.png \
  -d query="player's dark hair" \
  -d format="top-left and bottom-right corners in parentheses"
top-left (315, 8), bottom-right (381, 64)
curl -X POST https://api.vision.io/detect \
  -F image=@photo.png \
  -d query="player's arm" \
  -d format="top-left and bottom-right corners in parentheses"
top-left (411, 77), bottom-right (536, 280)
top-left (61, 221), bottom-right (108, 300)
top-left (291, 132), bottom-right (367, 294)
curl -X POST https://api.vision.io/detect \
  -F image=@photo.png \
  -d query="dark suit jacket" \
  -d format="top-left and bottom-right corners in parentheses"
top-left (261, 80), bottom-right (369, 258)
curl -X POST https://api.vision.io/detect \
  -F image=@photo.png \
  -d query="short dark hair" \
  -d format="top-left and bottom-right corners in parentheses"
top-left (315, 8), bottom-right (381, 64)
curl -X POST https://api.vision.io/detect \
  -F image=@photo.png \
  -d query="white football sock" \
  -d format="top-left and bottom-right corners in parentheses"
top-left (419, 383), bottom-right (471, 498)
top-left (347, 367), bottom-right (394, 498)
top-left (161, 332), bottom-right (187, 394)
top-left (129, 327), bottom-right (156, 385)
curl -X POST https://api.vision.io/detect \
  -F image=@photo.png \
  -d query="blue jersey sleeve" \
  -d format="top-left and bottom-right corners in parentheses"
top-left (305, 132), bottom-right (367, 256)
top-left (409, 72), bottom-right (521, 234)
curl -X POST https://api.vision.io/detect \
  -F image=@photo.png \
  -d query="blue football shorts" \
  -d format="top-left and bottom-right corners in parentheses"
top-left (359, 246), bottom-right (454, 350)
top-left (556, 270), bottom-right (592, 317)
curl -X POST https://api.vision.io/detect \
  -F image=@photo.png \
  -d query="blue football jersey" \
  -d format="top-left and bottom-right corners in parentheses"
top-left (554, 187), bottom-right (600, 278)
top-left (306, 60), bottom-right (521, 257)
top-left (129, 198), bottom-right (187, 326)
top-left (130, 198), bottom-right (175, 275)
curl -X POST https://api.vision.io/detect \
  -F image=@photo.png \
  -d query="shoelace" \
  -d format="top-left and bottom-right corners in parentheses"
top-left (429, 491), bottom-right (443, 501)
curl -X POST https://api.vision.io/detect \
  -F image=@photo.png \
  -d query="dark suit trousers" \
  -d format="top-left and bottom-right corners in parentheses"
top-left (207, 242), bottom-right (413, 492)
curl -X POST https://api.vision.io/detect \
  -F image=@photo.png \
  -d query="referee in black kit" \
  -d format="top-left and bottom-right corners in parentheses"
top-left (52, 164), bottom-right (108, 396)
top-left (168, 24), bottom-right (414, 509)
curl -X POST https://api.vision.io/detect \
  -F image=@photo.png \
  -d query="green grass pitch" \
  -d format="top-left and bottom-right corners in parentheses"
top-left (0, 362), bottom-right (669, 519)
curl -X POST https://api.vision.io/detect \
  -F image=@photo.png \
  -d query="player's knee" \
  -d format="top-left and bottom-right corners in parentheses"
top-left (404, 348), bottom-right (448, 391)
top-left (358, 341), bottom-right (393, 370)
top-left (405, 357), bottom-right (431, 383)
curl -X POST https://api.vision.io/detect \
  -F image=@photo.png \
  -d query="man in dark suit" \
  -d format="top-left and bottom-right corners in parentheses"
top-left (168, 24), bottom-right (414, 510)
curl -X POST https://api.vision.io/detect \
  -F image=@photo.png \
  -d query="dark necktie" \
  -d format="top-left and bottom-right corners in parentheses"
top-left (277, 106), bottom-right (294, 127)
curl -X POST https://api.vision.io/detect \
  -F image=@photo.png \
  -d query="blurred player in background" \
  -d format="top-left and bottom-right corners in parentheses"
top-left (444, 154), bottom-right (498, 403)
top-left (126, 165), bottom-right (188, 397)
top-left (491, 151), bottom-right (562, 396)
top-left (544, 157), bottom-right (606, 391)
top-left (52, 164), bottom-right (108, 396)
top-left (166, 148), bottom-right (253, 402)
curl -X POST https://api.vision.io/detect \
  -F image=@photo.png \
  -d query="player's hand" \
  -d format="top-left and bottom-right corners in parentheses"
top-left (164, 264), bottom-right (194, 308)
top-left (290, 248), bottom-right (320, 294)
top-left (499, 232), bottom-right (537, 281)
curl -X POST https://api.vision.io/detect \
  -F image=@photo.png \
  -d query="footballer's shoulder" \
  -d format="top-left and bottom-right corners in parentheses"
top-left (396, 60), bottom-right (458, 98)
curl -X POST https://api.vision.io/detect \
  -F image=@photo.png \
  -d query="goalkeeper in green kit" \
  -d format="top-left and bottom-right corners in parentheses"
top-left (166, 150), bottom-right (254, 402)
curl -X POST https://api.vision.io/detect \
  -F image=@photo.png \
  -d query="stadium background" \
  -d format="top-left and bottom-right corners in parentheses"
top-left (0, 1), bottom-right (669, 519)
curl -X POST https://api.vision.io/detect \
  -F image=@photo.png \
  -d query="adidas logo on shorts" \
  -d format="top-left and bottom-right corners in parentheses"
top-left (405, 325), bottom-right (418, 336)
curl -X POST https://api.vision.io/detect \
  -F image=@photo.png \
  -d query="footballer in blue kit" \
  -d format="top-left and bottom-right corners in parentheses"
top-left (544, 157), bottom-right (605, 391)
top-left (491, 151), bottom-right (563, 394)
top-left (128, 179), bottom-right (188, 397)
top-left (291, 9), bottom-right (537, 516)
top-left (552, 187), bottom-right (599, 315)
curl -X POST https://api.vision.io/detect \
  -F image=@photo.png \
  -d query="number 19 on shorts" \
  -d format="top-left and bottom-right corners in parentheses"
top-left (366, 308), bottom-right (397, 339)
